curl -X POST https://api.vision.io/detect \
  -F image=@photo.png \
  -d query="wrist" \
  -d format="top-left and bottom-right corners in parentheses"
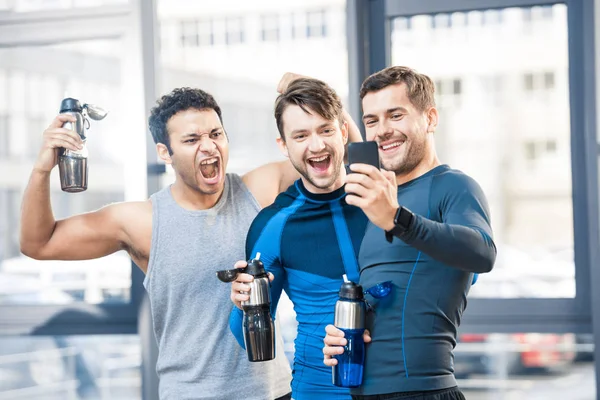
top-left (32, 165), bottom-right (52, 175)
top-left (32, 166), bottom-right (53, 175)
top-left (381, 207), bottom-right (398, 232)
top-left (385, 206), bottom-right (415, 243)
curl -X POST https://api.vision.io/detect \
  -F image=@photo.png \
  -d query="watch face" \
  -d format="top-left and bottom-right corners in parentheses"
top-left (396, 207), bottom-right (413, 229)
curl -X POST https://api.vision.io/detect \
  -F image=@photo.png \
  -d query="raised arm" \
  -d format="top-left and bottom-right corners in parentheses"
top-left (19, 115), bottom-right (131, 261)
top-left (345, 164), bottom-right (496, 274)
top-left (343, 107), bottom-right (363, 144)
top-left (389, 199), bottom-right (496, 274)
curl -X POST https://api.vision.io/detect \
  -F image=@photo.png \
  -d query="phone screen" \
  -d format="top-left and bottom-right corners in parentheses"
top-left (347, 141), bottom-right (380, 169)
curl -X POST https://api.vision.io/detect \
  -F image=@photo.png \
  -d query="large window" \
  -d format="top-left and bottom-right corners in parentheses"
top-left (391, 5), bottom-right (573, 299)
top-left (0, 5), bottom-right (148, 397)
top-left (355, 0), bottom-right (599, 397)
top-left (0, 39), bottom-right (146, 306)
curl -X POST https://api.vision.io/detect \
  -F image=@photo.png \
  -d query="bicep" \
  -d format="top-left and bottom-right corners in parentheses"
top-left (39, 205), bottom-right (126, 260)
top-left (441, 179), bottom-right (493, 238)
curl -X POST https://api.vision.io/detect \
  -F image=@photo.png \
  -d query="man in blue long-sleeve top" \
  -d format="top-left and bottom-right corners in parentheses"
top-left (323, 66), bottom-right (497, 400)
top-left (229, 78), bottom-right (368, 399)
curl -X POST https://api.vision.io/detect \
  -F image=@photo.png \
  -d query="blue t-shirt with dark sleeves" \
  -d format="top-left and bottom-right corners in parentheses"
top-left (230, 179), bottom-right (369, 400)
top-left (354, 164), bottom-right (496, 396)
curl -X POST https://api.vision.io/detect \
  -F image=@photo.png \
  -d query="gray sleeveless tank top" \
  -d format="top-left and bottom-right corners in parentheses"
top-left (144, 173), bottom-right (291, 400)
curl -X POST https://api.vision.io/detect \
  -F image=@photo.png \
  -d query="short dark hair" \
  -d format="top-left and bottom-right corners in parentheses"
top-left (148, 87), bottom-right (223, 154)
top-left (360, 66), bottom-right (436, 112)
top-left (274, 78), bottom-right (344, 140)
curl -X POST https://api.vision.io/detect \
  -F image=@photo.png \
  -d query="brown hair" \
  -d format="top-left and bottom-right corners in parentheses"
top-left (274, 78), bottom-right (344, 140)
top-left (360, 66), bottom-right (436, 112)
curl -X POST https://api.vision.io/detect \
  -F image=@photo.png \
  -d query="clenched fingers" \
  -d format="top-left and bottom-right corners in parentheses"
top-left (47, 114), bottom-right (76, 130)
top-left (230, 279), bottom-right (251, 307)
top-left (44, 128), bottom-right (83, 151)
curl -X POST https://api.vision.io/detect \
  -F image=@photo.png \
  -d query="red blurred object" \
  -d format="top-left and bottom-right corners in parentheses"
top-left (454, 332), bottom-right (576, 376)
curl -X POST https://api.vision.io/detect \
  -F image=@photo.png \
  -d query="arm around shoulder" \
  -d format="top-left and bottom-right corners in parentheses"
top-left (242, 161), bottom-right (298, 208)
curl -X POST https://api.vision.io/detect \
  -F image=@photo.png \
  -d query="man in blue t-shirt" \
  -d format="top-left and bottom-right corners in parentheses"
top-left (323, 66), bottom-right (497, 400)
top-left (229, 78), bottom-right (367, 399)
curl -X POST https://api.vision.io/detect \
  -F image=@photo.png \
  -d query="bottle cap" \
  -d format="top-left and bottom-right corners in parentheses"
top-left (338, 280), bottom-right (364, 301)
top-left (60, 98), bottom-right (83, 113)
top-left (245, 253), bottom-right (268, 278)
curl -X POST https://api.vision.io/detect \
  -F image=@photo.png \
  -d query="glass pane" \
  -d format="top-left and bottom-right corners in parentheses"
top-left (391, 4), bottom-right (574, 298)
top-left (0, 335), bottom-right (140, 399)
top-left (157, 1), bottom-right (349, 176)
top-left (0, 38), bottom-right (146, 305)
top-left (455, 332), bottom-right (594, 399)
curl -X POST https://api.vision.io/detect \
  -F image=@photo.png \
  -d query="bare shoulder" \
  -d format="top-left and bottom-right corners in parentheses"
top-left (103, 200), bottom-right (152, 225)
top-left (242, 161), bottom-right (298, 207)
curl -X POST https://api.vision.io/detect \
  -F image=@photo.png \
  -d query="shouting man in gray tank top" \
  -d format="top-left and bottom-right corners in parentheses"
top-left (19, 73), bottom-right (361, 399)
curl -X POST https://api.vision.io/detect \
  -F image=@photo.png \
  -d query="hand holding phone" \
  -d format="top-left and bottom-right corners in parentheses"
top-left (345, 141), bottom-right (399, 231)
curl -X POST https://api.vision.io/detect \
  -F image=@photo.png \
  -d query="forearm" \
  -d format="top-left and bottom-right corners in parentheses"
top-left (343, 108), bottom-right (363, 143)
top-left (20, 169), bottom-right (57, 254)
top-left (394, 214), bottom-right (496, 273)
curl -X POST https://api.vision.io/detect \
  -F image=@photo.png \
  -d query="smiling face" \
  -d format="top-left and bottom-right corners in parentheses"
top-left (158, 108), bottom-right (229, 196)
top-left (277, 104), bottom-right (348, 193)
top-left (274, 77), bottom-right (348, 194)
top-left (362, 83), bottom-right (434, 175)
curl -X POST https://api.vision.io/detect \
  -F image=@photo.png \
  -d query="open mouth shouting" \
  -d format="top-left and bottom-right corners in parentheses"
top-left (199, 156), bottom-right (222, 185)
top-left (306, 154), bottom-right (332, 176)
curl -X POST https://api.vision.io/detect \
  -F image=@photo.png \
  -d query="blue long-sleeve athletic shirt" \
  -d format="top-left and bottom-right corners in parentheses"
top-left (354, 164), bottom-right (496, 395)
top-left (230, 180), bottom-right (369, 400)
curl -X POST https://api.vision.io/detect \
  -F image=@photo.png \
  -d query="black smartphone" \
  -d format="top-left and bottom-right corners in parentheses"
top-left (347, 141), bottom-right (380, 169)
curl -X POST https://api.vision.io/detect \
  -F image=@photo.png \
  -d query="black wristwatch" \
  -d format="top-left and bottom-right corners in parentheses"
top-left (385, 206), bottom-right (414, 243)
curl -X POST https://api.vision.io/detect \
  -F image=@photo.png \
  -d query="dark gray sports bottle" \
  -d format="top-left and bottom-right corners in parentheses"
top-left (216, 253), bottom-right (275, 362)
top-left (58, 98), bottom-right (107, 192)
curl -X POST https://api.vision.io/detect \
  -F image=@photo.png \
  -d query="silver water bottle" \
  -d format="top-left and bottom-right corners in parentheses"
top-left (216, 253), bottom-right (275, 362)
top-left (333, 276), bottom-right (366, 387)
top-left (58, 98), bottom-right (107, 192)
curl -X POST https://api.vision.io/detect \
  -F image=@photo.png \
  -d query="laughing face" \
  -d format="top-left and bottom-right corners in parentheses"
top-left (361, 83), bottom-right (432, 175)
top-left (163, 108), bottom-right (228, 196)
top-left (277, 104), bottom-right (348, 193)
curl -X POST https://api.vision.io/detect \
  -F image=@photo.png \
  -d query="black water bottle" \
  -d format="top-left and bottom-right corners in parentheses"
top-left (241, 253), bottom-right (275, 362)
top-left (216, 253), bottom-right (275, 362)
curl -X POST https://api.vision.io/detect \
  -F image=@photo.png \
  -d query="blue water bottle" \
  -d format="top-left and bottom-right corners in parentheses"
top-left (332, 276), bottom-right (366, 388)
